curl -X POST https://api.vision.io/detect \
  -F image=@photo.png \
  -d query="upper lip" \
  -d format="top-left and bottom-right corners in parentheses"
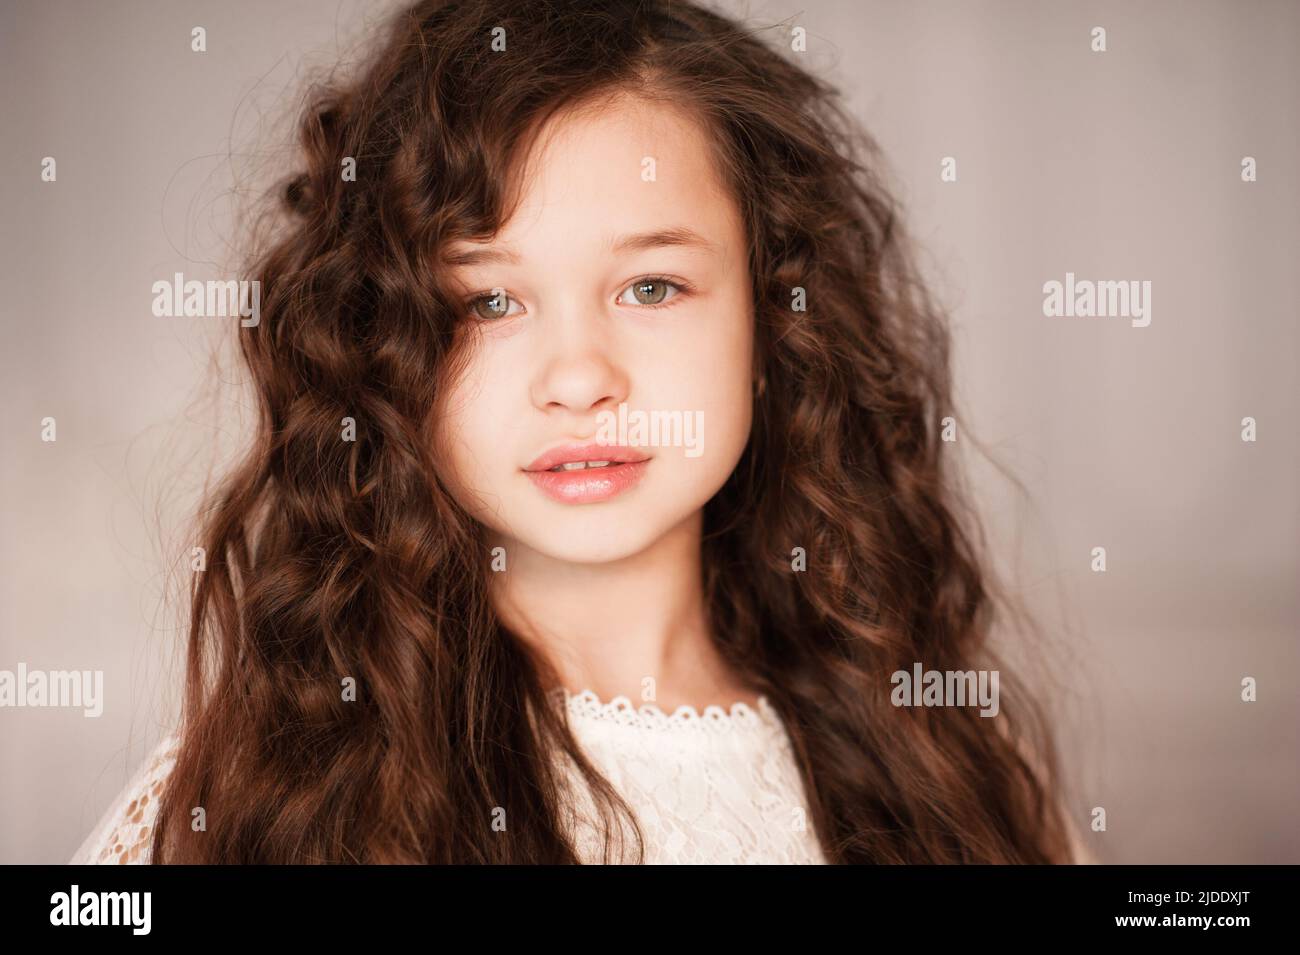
top-left (524, 442), bottom-right (652, 472)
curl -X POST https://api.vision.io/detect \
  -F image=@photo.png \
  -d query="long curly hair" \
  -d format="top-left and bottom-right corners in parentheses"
top-left (151, 0), bottom-right (1075, 863)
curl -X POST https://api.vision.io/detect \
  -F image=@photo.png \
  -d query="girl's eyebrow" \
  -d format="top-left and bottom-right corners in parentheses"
top-left (609, 226), bottom-right (719, 258)
top-left (442, 227), bottom-right (718, 267)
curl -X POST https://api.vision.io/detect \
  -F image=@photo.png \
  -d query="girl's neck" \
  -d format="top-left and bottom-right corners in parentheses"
top-left (489, 510), bottom-right (754, 711)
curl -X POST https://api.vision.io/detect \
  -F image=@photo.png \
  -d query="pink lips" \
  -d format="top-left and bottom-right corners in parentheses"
top-left (523, 442), bottom-right (651, 504)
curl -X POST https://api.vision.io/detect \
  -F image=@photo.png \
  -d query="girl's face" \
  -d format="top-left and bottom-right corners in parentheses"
top-left (436, 93), bottom-right (754, 564)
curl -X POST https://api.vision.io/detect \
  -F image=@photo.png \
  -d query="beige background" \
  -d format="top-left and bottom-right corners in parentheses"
top-left (2, 0), bottom-right (1295, 864)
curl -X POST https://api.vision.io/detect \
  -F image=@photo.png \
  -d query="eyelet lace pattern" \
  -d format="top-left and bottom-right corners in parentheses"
top-left (70, 734), bottom-right (181, 865)
top-left (550, 686), bottom-right (827, 864)
top-left (553, 686), bottom-right (780, 734)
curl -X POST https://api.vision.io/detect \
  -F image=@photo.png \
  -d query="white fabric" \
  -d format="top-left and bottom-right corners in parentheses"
top-left (553, 688), bottom-right (828, 863)
top-left (69, 687), bottom-right (827, 865)
top-left (69, 734), bottom-right (181, 865)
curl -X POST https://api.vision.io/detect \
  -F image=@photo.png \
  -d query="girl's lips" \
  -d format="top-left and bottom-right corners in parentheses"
top-left (523, 460), bottom-right (649, 504)
top-left (524, 442), bottom-right (650, 473)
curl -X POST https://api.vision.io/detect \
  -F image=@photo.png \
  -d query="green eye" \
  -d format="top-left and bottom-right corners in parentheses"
top-left (464, 288), bottom-right (520, 321)
top-left (618, 276), bottom-right (688, 308)
top-left (462, 276), bottom-right (691, 321)
top-left (628, 279), bottom-right (668, 305)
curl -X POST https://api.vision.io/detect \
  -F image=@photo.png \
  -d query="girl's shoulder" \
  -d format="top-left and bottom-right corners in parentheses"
top-left (69, 731), bottom-right (182, 865)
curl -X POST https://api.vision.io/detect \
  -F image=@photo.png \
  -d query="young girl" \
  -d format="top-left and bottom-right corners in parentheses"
top-left (72, 0), bottom-right (1086, 865)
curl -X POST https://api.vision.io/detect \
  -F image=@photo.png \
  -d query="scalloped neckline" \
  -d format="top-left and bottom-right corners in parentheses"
top-left (553, 685), bottom-right (779, 733)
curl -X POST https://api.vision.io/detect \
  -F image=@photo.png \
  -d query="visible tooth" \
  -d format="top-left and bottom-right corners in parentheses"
top-left (546, 460), bottom-right (617, 472)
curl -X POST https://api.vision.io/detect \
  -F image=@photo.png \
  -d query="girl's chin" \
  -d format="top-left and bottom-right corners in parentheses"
top-left (504, 521), bottom-right (669, 565)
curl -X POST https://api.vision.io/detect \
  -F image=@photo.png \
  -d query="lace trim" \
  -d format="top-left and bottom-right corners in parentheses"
top-left (549, 687), bottom-right (824, 863)
top-left (553, 686), bottom-right (779, 734)
top-left (75, 733), bottom-right (180, 865)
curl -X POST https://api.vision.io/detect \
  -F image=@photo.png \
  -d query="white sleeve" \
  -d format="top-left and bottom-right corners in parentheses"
top-left (69, 733), bottom-right (181, 865)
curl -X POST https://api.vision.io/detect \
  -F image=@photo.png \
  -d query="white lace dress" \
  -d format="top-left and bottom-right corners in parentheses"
top-left (68, 688), bottom-right (829, 865)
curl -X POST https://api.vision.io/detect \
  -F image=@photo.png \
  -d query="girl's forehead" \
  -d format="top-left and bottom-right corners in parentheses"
top-left (450, 97), bottom-right (739, 263)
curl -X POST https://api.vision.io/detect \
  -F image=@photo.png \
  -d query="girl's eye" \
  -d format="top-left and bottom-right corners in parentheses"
top-left (464, 288), bottom-right (523, 322)
top-left (462, 276), bottom-right (690, 321)
top-left (618, 276), bottom-right (687, 308)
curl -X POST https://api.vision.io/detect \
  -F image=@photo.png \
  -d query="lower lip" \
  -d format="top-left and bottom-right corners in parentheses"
top-left (524, 460), bottom-right (649, 504)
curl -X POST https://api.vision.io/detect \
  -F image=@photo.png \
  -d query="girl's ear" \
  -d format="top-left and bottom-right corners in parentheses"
top-left (754, 373), bottom-right (767, 398)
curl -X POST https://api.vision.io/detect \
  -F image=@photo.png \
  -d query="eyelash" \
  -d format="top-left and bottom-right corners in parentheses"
top-left (461, 275), bottom-right (693, 322)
